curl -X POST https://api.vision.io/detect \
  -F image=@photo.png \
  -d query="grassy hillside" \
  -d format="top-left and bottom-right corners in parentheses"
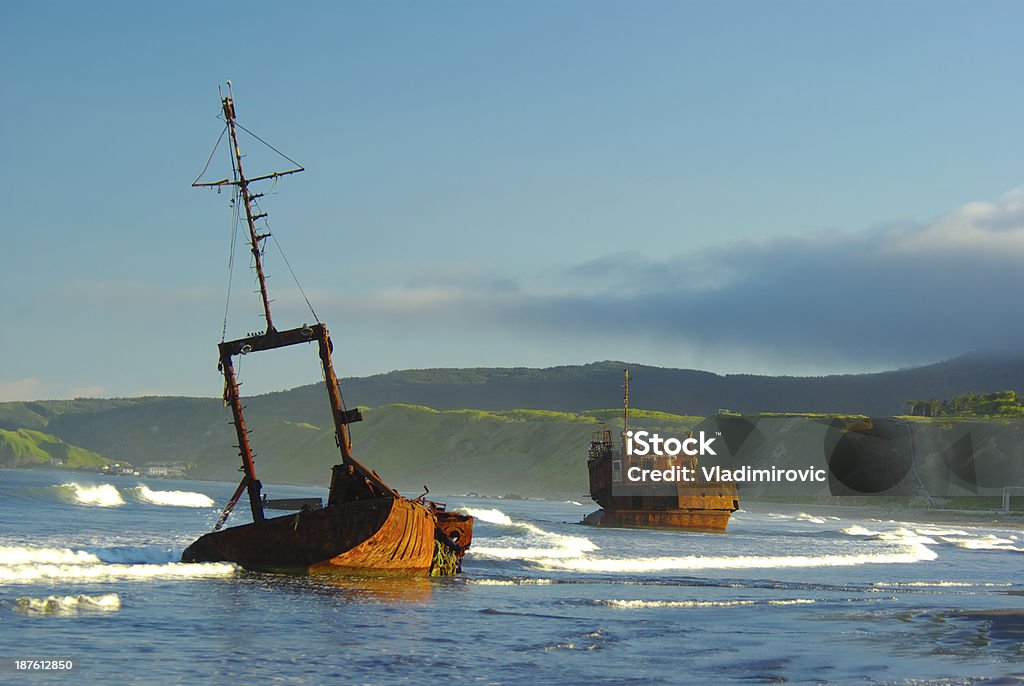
top-left (0, 428), bottom-right (109, 469)
top-left (183, 405), bottom-right (702, 496)
top-left (697, 414), bottom-right (1024, 504)
top-left (0, 395), bottom-right (702, 496)
top-left (4, 353), bottom-right (1024, 498)
top-left (3, 392), bottom-right (1023, 503)
top-left (323, 353), bottom-right (1024, 417)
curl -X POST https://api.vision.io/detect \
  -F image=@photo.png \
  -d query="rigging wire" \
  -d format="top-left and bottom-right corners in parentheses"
top-left (235, 121), bottom-right (305, 170)
top-left (250, 197), bottom-right (321, 324)
top-left (271, 231), bottom-right (320, 323)
top-left (207, 111), bottom-right (318, 333)
top-left (221, 190), bottom-right (242, 342)
top-left (192, 124), bottom-right (228, 186)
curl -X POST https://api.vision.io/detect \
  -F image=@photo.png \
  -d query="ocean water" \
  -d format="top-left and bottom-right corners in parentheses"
top-left (1, 469), bottom-right (1022, 684)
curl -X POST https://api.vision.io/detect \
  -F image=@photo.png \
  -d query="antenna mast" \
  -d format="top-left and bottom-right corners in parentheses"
top-left (225, 85), bottom-right (274, 332)
top-left (623, 367), bottom-right (630, 438)
top-left (193, 81), bottom-right (304, 334)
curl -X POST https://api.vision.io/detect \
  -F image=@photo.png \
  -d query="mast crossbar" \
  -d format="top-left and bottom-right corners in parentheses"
top-left (191, 167), bottom-right (304, 188)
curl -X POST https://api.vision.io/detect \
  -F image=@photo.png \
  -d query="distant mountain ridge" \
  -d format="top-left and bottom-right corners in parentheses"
top-left (4, 352), bottom-right (1024, 430)
top-left (3, 352), bottom-right (1024, 497)
top-left (320, 352), bottom-right (1024, 417)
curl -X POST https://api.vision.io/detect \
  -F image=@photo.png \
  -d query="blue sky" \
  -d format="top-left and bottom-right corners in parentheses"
top-left (3, 1), bottom-right (1024, 400)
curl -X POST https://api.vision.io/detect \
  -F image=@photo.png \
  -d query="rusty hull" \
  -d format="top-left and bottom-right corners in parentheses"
top-left (183, 497), bottom-right (439, 573)
top-left (583, 507), bottom-right (733, 532)
top-left (434, 510), bottom-right (474, 550)
top-left (585, 429), bottom-right (739, 532)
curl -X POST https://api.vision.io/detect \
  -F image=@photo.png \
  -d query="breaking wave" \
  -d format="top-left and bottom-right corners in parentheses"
top-left (53, 483), bottom-right (125, 507)
top-left (13, 593), bottom-right (121, 614)
top-left (45, 483), bottom-right (214, 509)
top-left (0, 544), bottom-right (235, 584)
top-left (458, 507), bottom-right (597, 560)
top-left (840, 525), bottom-right (938, 546)
top-left (129, 485), bottom-right (214, 508)
top-left (530, 547), bottom-right (935, 573)
top-left (468, 578), bottom-right (555, 586)
top-left (460, 508), bottom-right (937, 573)
top-left (936, 534), bottom-right (1024, 552)
top-left (767, 512), bottom-right (838, 521)
top-left (873, 581), bottom-right (1014, 588)
top-left (596, 598), bottom-right (817, 609)
top-left (0, 546), bottom-right (101, 565)
top-left (844, 525), bottom-right (1024, 553)
top-left (461, 508), bottom-right (515, 525)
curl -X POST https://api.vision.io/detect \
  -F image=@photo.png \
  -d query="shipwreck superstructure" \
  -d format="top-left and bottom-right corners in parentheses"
top-left (181, 83), bottom-right (472, 574)
top-left (584, 369), bottom-right (739, 531)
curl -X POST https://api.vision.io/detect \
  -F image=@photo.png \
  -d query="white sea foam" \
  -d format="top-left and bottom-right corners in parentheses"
top-left (878, 528), bottom-right (937, 545)
top-left (459, 508), bottom-right (514, 525)
top-left (872, 581), bottom-right (1014, 588)
top-left (601, 599), bottom-right (756, 608)
top-left (462, 508), bottom-right (937, 572)
top-left (937, 534), bottom-right (1024, 552)
top-left (472, 539), bottom-right (597, 560)
top-left (459, 507), bottom-right (598, 560)
top-left (530, 546), bottom-right (936, 573)
top-left (795, 513), bottom-right (827, 524)
top-left (0, 560), bottom-right (236, 582)
top-left (14, 593), bottom-right (121, 614)
top-left (0, 546), bottom-right (102, 565)
top-left (565, 501), bottom-right (583, 506)
top-left (839, 525), bottom-right (941, 552)
top-left (531, 524), bottom-right (938, 573)
top-left (468, 578), bottom-right (555, 586)
top-left (56, 483), bottom-right (125, 507)
top-left (0, 543), bottom-right (235, 584)
top-left (597, 598), bottom-right (817, 609)
top-left (131, 485), bottom-right (214, 508)
top-left (915, 527), bottom-right (970, 537)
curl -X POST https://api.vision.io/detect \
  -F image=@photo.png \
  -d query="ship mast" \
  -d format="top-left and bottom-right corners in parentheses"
top-left (194, 84), bottom-right (398, 530)
top-left (194, 82), bottom-right (304, 333)
top-left (623, 367), bottom-right (630, 439)
top-left (224, 86), bottom-right (275, 332)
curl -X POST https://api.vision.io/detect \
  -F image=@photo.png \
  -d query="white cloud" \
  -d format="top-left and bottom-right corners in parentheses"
top-left (886, 186), bottom-right (1024, 257)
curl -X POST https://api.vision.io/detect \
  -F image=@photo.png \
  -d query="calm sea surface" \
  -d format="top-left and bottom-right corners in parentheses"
top-left (1, 468), bottom-right (1022, 684)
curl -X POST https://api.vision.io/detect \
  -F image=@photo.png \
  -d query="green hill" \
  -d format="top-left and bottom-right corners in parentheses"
top-left (4, 353), bottom-right (1024, 498)
top-left (314, 353), bottom-right (1024, 417)
top-left (0, 399), bottom-right (698, 496)
top-left (0, 428), bottom-right (110, 469)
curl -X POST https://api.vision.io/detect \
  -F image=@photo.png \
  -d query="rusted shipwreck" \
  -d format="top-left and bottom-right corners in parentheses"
top-left (584, 369), bottom-right (739, 531)
top-left (181, 84), bottom-right (472, 574)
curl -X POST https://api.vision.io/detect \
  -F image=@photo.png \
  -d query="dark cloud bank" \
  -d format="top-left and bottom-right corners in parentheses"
top-left (331, 187), bottom-right (1024, 374)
